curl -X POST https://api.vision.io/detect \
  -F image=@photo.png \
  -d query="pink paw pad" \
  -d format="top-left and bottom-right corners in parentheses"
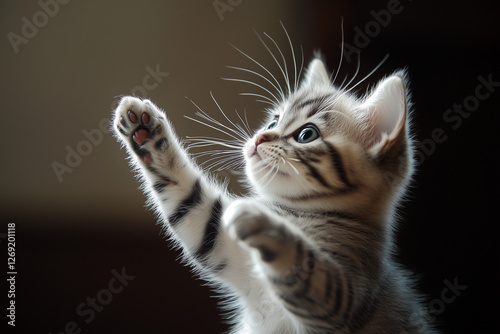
top-left (141, 112), bottom-right (150, 124)
top-left (119, 116), bottom-right (127, 127)
top-left (127, 110), bottom-right (138, 123)
top-left (143, 152), bottom-right (153, 164)
top-left (133, 129), bottom-right (152, 145)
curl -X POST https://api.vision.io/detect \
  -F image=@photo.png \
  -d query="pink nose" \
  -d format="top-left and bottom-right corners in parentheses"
top-left (255, 134), bottom-right (272, 146)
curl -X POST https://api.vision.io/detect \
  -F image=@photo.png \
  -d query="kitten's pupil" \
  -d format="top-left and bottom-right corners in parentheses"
top-left (296, 125), bottom-right (320, 143)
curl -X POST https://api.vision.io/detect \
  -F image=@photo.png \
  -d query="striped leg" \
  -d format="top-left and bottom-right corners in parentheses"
top-left (224, 199), bottom-right (357, 332)
top-left (112, 96), bottom-right (228, 270)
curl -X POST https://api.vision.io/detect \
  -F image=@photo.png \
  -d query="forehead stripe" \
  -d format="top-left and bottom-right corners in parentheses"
top-left (279, 95), bottom-right (330, 130)
top-left (294, 95), bottom-right (330, 118)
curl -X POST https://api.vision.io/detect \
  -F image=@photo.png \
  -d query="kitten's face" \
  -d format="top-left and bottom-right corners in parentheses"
top-left (243, 59), bottom-right (411, 210)
top-left (244, 87), bottom-right (357, 199)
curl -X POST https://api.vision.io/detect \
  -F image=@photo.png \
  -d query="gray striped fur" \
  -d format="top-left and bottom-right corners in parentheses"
top-left (112, 56), bottom-right (436, 333)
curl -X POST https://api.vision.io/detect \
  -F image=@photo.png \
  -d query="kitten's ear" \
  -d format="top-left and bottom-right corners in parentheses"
top-left (360, 73), bottom-right (408, 153)
top-left (302, 58), bottom-right (330, 87)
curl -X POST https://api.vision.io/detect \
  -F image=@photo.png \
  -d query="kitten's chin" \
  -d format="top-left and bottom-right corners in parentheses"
top-left (246, 162), bottom-right (307, 200)
top-left (246, 163), bottom-right (285, 190)
top-left (248, 151), bottom-right (262, 163)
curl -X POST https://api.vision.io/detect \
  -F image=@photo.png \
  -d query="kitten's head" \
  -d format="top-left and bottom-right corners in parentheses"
top-left (244, 58), bottom-right (413, 216)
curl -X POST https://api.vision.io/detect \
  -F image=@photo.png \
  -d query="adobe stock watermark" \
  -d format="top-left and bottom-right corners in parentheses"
top-left (415, 73), bottom-right (499, 166)
top-left (7, 0), bottom-right (71, 54)
top-left (213, 0), bottom-right (243, 22)
top-left (342, 0), bottom-right (413, 63)
top-left (51, 64), bottom-right (169, 182)
top-left (403, 276), bottom-right (468, 333)
top-left (48, 267), bottom-right (135, 334)
top-left (384, 73), bottom-right (499, 185)
top-left (415, 73), bottom-right (500, 166)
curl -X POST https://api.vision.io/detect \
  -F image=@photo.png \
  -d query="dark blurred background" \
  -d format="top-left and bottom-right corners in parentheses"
top-left (1, 0), bottom-right (499, 333)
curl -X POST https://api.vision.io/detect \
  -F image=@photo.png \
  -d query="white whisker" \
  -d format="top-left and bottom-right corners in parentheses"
top-left (222, 77), bottom-right (281, 106)
top-left (187, 141), bottom-right (242, 151)
top-left (210, 92), bottom-right (251, 139)
top-left (206, 155), bottom-right (244, 172)
top-left (185, 98), bottom-right (249, 142)
top-left (186, 135), bottom-right (244, 146)
top-left (285, 158), bottom-right (300, 175)
top-left (183, 95), bottom-right (252, 173)
top-left (338, 73), bottom-right (349, 90)
top-left (252, 158), bottom-right (278, 178)
top-left (280, 21), bottom-right (299, 93)
top-left (331, 17), bottom-right (345, 86)
top-left (297, 45), bottom-right (305, 90)
top-left (342, 51), bottom-right (361, 90)
top-left (236, 109), bottom-right (253, 138)
top-left (227, 66), bottom-right (285, 102)
top-left (185, 115), bottom-right (243, 143)
top-left (267, 169), bottom-right (280, 186)
top-left (252, 160), bottom-right (271, 175)
top-left (239, 92), bottom-right (276, 105)
top-left (258, 160), bottom-right (279, 189)
top-left (266, 163), bottom-right (281, 188)
top-left (228, 43), bottom-right (284, 105)
top-left (259, 30), bottom-right (291, 97)
top-left (344, 53), bottom-right (390, 94)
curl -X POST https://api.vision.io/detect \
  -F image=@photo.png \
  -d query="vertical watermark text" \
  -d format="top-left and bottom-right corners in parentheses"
top-left (342, 0), bottom-right (412, 63)
top-left (5, 223), bottom-right (16, 327)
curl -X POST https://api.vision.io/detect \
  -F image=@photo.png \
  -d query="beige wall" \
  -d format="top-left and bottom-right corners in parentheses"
top-left (1, 0), bottom-right (305, 226)
top-left (1, 1), bottom-right (497, 333)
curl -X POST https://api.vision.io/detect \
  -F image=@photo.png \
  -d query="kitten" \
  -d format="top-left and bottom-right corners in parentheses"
top-left (112, 53), bottom-right (435, 332)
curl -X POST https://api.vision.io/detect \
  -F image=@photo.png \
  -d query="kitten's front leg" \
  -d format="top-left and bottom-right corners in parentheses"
top-left (224, 200), bottom-right (312, 274)
top-left (224, 200), bottom-right (343, 330)
top-left (112, 97), bottom-right (226, 268)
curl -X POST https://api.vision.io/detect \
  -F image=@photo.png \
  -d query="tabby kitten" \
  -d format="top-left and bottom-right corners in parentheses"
top-left (112, 55), bottom-right (435, 333)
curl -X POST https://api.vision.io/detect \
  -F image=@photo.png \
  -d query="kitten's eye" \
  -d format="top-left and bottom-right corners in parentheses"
top-left (296, 125), bottom-right (320, 143)
top-left (266, 119), bottom-right (279, 130)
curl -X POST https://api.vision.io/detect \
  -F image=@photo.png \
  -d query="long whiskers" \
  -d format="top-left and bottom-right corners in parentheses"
top-left (283, 157), bottom-right (300, 175)
top-left (225, 43), bottom-right (284, 106)
top-left (280, 21), bottom-right (302, 93)
top-left (343, 53), bottom-right (389, 94)
top-left (184, 94), bottom-right (252, 172)
top-left (185, 94), bottom-right (250, 142)
top-left (221, 76), bottom-right (282, 108)
top-left (251, 153), bottom-right (300, 189)
top-left (254, 158), bottom-right (280, 189)
top-left (185, 21), bottom-right (387, 182)
top-left (257, 30), bottom-right (291, 97)
top-left (331, 17), bottom-right (345, 86)
top-left (332, 17), bottom-right (389, 97)
top-left (225, 23), bottom-right (304, 107)
top-left (226, 66), bottom-right (285, 103)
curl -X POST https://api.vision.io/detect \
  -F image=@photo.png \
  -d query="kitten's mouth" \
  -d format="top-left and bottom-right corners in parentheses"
top-left (250, 147), bottom-right (262, 161)
top-left (248, 146), bottom-right (289, 177)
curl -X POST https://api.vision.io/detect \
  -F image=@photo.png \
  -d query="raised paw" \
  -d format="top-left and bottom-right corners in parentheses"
top-left (113, 97), bottom-right (168, 165)
top-left (223, 200), bottom-right (291, 262)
